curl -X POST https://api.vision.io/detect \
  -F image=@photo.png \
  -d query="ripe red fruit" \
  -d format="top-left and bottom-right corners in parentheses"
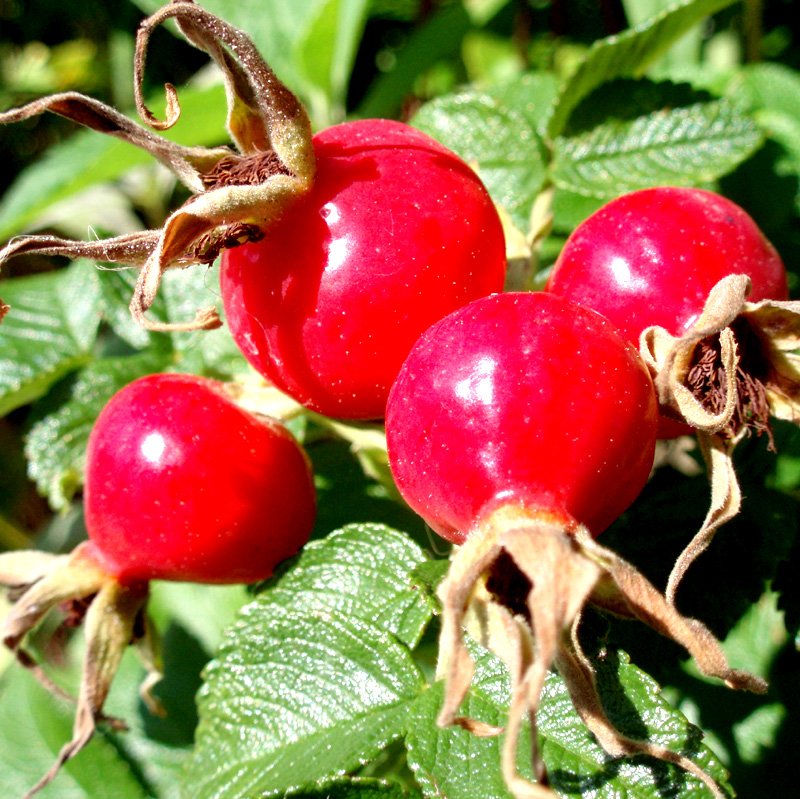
top-left (0, 373), bottom-right (316, 797)
top-left (545, 187), bottom-right (800, 603)
top-left (221, 118), bottom-right (506, 420)
top-left (386, 291), bottom-right (658, 542)
top-left (545, 187), bottom-right (787, 346)
top-left (385, 291), bottom-right (765, 797)
top-left (84, 373), bottom-right (316, 585)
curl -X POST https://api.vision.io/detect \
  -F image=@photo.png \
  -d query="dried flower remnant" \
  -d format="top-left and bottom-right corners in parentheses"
top-left (641, 274), bottom-right (800, 602)
top-left (0, 0), bottom-right (316, 331)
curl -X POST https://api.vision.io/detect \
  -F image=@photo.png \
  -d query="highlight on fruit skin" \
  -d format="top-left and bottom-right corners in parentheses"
top-left (385, 290), bottom-right (767, 799)
top-left (545, 186), bottom-right (800, 603)
top-left (0, 373), bottom-right (316, 798)
top-left (220, 117), bottom-right (507, 421)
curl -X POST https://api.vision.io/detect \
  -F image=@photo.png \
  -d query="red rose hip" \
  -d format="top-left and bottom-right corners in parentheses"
top-left (545, 186), bottom-right (787, 345)
top-left (84, 372), bottom-right (316, 585)
top-left (221, 118), bottom-right (506, 420)
top-left (384, 291), bottom-right (764, 798)
top-left (386, 291), bottom-right (658, 541)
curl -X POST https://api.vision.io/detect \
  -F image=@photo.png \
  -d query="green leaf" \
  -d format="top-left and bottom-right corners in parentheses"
top-left (158, 267), bottom-right (247, 378)
top-left (185, 610), bottom-right (423, 799)
top-left (184, 525), bottom-right (433, 799)
top-left (309, 440), bottom-right (430, 546)
top-left (552, 97), bottom-right (763, 197)
top-left (0, 84), bottom-right (227, 240)
top-left (0, 665), bottom-right (151, 799)
top-left (407, 642), bottom-right (731, 799)
top-left (96, 265), bottom-right (246, 378)
top-left (357, 3), bottom-right (473, 121)
top-left (484, 72), bottom-right (561, 138)
top-left (0, 261), bottom-right (102, 416)
top-left (412, 91), bottom-right (548, 231)
top-left (285, 777), bottom-right (423, 798)
top-left (25, 351), bottom-right (169, 510)
top-left (296, 0), bottom-right (370, 122)
top-left (736, 62), bottom-right (800, 123)
top-left (545, 0), bottom-right (739, 139)
top-left (255, 524), bottom-right (436, 649)
top-left (406, 685), bottom-right (519, 799)
top-left (95, 267), bottom-right (164, 351)
top-left (735, 63), bottom-right (800, 213)
top-left (148, 582), bottom-right (250, 657)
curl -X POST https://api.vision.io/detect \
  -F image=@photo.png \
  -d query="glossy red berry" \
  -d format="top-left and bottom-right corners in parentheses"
top-left (385, 291), bottom-right (658, 543)
top-left (545, 187), bottom-right (787, 345)
top-left (221, 118), bottom-right (506, 420)
top-left (84, 373), bottom-right (316, 585)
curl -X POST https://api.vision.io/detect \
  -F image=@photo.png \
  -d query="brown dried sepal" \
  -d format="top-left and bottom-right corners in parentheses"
top-left (0, 542), bottom-right (162, 798)
top-left (639, 274), bottom-right (800, 602)
top-left (436, 504), bottom-right (766, 799)
top-left (0, 1), bottom-right (316, 332)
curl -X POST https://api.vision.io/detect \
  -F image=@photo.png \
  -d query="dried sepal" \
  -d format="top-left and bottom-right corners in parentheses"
top-left (0, 230), bottom-right (161, 269)
top-left (436, 505), bottom-right (765, 799)
top-left (0, 542), bottom-right (159, 798)
top-left (639, 273), bottom-right (800, 601)
top-left (664, 432), bottom-right (741, 604)
top-left (742, 298), bottom-right (800, 423)
top-left (640, 274), bottom-right (748, 434)
top-left (0, 91), bottom-right (232, 192)
top-left (0, 1), bottom-right (316, 332)
top-left (0, 549), bottom-right (65, 587)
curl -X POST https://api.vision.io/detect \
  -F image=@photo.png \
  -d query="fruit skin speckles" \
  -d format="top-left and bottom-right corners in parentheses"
top-left (545, 186), bottom-right (787, 346)
top-left (385, 290), bottom-right (658, 543)
top-left (221, 118), bottom-right (507, 421)
top-left (84, 372), bottom-right (317, 585)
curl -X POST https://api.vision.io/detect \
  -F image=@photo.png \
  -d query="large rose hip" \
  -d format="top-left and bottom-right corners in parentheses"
top-left (84, 373), bottom-right (316, 585)
top-left (545, 187), bottom-right (800, 603)
top-left (384, 291), bottom-right (764, 799)
top-left (545, 187), bottom-right (787, 345)
top-left (221, 118), bottom-right (506, 420)
top-left (386, 291), bottom-right (658, 541)
top-left (0, 372), bottom-right (316, 797)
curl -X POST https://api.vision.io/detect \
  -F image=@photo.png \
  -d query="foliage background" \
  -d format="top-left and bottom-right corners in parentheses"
top-left (1, 1), bottom-right (799, 797)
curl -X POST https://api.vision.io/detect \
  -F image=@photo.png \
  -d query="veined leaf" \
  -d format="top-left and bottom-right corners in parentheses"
top-left (406, 642), bottom-right (732, 799)
top-left (545, 0), bottom-right (739, 139)
top-left (285, 778), bottom-right (423, 798)
top-left (552, 98), bottom-right (763, 197)
top-left (412, 91), bottom-right (548, 231)
top-left (0, 261), bottom-right (101, 416)
top-left (183, 525), bottom-right (434, 799)
top-left (253, 524), bottom-right (436, 650)
top-left (96, 265), bottom-right (246, 378)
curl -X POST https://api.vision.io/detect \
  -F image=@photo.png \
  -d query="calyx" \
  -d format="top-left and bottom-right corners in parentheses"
top-left (436, 505), bottom-right (767, 799)
top-left (640, 273), bottom-right (800, 602)
top-left (0, 0), bottom-right (315, 331)
top-left (0, 542), bottom-right (162, 798)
